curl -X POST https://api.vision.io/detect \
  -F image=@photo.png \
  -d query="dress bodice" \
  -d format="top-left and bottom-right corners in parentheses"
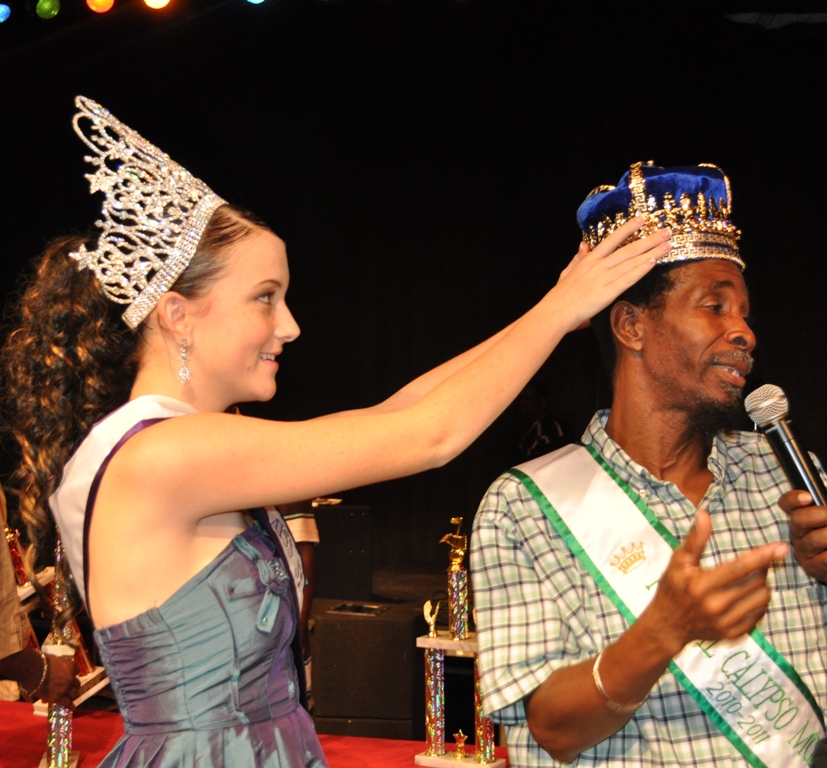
top-left (95, 525), bottom-right (299, 734)
top-left (49, 396), bottom-right (325, 767)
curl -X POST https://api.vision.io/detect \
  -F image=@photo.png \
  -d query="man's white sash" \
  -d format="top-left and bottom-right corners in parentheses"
top-left (512, 443), bottom-right (824, 768)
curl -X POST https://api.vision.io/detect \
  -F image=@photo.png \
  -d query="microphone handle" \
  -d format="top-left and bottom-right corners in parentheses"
top-left (763, 419), bottom-right (827, 506)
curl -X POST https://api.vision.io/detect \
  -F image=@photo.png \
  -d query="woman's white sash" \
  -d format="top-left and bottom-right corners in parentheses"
top-left (511, 443), bottom-right (824, 768)
top-left (51, 395), bottom-right (305, 610)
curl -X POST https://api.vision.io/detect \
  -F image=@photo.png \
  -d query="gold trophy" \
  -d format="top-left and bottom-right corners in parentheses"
top-left (422, 648), bottom-right (446, 758)
top-left (36, 535), bottom-right (108, 767)
top-left (41, 534), bottom-right (76, 768)
top-left (5, 524), bottom-right (30, 586)
top-left (422, 600), bottom-right (445, 756)
top-left (440, 517), bottom-right (468, 641)
top-left (415, 519), bottom-right (504, 766)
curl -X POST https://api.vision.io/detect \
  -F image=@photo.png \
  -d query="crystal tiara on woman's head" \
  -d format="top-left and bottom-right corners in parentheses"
top-left (69, 96), bottom-right (227, 329)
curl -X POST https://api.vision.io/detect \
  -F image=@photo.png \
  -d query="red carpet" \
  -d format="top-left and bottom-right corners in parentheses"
top-left (0, 702), bottom-right (124, 767)
top-left (0, 701), bottom-right (508, 766)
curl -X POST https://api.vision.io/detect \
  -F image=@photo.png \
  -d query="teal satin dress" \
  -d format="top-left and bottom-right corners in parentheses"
top-left (93, 524), bottom-right (326, 767)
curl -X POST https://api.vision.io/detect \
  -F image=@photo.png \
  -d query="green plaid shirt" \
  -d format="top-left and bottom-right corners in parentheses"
top-left (470, 410), bottom-right (827, 767)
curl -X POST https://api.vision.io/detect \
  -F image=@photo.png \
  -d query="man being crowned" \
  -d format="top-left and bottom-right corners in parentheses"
top-left (470, 162), bottom-right (827, 767)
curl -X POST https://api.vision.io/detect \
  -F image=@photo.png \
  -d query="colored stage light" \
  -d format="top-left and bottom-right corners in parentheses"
top-left (36, 0), bottom-right (61, 19)
top-left (0, 4), bottom-right (10, 23)
top-left (144, 0), bottom-right (170, 7)
top-left (246, 0), bottom-right (266, 4)
top-left (87, 0), bottom-right (115, 12)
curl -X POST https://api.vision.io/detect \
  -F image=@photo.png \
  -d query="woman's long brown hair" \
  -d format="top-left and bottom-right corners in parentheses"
top-left (1, 205), bottom-right (265, 630)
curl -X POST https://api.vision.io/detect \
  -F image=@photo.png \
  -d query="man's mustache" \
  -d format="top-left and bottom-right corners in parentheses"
top-left (707, 349), bottom-right (754, 375)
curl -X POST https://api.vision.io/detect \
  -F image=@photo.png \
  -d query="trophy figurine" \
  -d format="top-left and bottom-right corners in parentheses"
top-left (453, 730), bottom-right (468, 761)
top-left (440, 517), bottom-right (468, 641)
top-left (424, 600), bottom-right (441, 639)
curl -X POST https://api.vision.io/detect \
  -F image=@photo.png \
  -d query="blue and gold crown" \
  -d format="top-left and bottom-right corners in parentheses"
top-left (577, 161), bottom-right (743, 270)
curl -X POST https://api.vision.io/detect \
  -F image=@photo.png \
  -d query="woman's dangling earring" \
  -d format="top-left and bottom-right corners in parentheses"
top-left (178, 338), bottom-right (192, 384)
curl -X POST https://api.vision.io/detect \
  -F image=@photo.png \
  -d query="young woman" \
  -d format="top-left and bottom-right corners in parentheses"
top-left (1, 97), bottom-right (669, 767)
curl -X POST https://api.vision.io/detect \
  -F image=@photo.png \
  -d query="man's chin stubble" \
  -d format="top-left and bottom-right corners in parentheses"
top-left (688, 389), bottom-right (746, 434)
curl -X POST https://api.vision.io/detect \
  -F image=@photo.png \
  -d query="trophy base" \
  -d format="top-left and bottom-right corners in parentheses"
top-left (38, 750), bottom-right (79, 768)
top-left (33, 667), bottom-right (110, 716)
top-left (415, 751), bottom-right (507, 767)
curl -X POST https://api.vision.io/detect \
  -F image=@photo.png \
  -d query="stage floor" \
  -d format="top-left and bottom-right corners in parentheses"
top-left (0, 701), bottom-right (509, 767)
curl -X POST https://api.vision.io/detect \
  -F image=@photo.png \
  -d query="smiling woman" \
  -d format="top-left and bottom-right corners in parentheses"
top-left (132, 226), bottom-right (301, 413)
top-left (0, 96), bottom-right (666, 768)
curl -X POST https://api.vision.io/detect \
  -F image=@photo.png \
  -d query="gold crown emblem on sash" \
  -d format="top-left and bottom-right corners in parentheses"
top-left (610, 542), bottom-right (645, 574)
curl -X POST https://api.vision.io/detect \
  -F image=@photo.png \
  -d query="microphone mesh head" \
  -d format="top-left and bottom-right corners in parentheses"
top-left (745, 384), bottom-right (789, 427)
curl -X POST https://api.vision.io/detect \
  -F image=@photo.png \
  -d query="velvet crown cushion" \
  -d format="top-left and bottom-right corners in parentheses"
top-left (576, 164), bottom-right (730, 231)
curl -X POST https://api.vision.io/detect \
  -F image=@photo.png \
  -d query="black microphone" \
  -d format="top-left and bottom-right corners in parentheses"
top-left (745, 384), bottom-right (827, 506)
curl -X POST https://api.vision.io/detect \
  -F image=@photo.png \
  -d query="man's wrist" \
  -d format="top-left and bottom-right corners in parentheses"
top-left (631, 604), bottom-right (687, 664)
top-left (592, 648), bottom-right (650, 713)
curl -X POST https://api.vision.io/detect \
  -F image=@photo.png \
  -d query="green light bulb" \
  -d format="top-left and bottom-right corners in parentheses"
top-left (36, 0), bottom-right (60, 19)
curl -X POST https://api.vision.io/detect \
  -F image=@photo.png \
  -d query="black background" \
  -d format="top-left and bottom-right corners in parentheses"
top-left (2, 1), bottom-right (826, 567)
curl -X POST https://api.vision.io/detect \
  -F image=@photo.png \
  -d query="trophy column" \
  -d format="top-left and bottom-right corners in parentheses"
top-left (424, 646), bottom-right (446, 757)
top-left (474, 656), bottom-right (495, 764)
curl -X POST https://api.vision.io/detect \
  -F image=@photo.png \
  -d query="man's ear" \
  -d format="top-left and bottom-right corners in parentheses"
top-left (610, 300), bottom-right (645, 354)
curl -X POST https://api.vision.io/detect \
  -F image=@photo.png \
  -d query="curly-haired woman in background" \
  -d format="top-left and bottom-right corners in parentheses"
top-left (0, 97), bottom-right (669, 767)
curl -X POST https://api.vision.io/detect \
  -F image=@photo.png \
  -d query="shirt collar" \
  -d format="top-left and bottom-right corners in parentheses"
top-left (582, 409), bottom-right (732, 488)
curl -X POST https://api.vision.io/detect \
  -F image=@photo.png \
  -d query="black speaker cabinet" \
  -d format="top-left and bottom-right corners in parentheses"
top-left (313, 505), bottom-right (373, 601)
top-left (310, 598), bottom-right (427, 733)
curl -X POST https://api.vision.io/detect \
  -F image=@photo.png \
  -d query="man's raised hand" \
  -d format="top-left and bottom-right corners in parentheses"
top-left (644, 510), bottom-right (789, 658)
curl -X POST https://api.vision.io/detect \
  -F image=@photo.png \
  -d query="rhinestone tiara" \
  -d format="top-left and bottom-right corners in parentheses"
top-left (69, 96), bottom-right (228, 329)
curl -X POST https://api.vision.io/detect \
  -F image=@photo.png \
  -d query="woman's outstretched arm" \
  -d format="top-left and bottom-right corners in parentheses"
top-left (113, 219), bottom-right (670, 517)
top-left (323, 233), bottom-right (645, 416)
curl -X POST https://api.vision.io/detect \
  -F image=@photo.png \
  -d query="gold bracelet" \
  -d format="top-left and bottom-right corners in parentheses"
top-left (19, 650), bottom-right (48, 699)
top-left (592, 648), bottom-right (648, 714)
